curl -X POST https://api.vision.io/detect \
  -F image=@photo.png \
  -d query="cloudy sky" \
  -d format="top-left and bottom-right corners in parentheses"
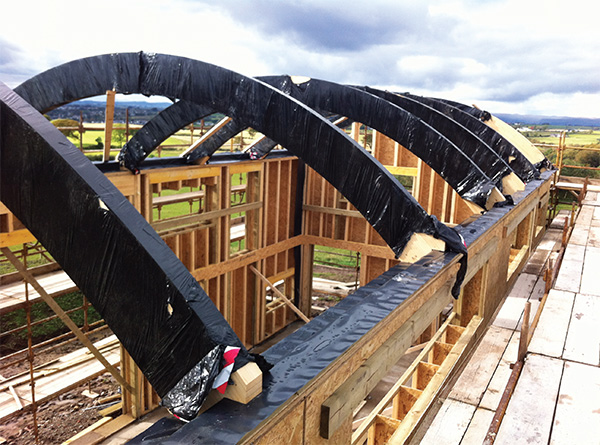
top-left (1, 0), bottom-right (598, 117)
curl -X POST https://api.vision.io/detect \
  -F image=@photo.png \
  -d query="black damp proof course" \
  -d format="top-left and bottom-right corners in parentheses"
top-left (0, 83), bottom-right (250, 417)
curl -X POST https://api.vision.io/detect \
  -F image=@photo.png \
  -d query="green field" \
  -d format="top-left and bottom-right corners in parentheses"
top-left (523, 129), bottom-right (600, 147)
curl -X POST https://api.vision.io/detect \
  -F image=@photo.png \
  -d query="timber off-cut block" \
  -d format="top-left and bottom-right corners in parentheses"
top-left (224, 362), bottom-right (263, 405)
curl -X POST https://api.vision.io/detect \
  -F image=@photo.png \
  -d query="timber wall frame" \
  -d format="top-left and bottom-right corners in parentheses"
top-left (0, 130), bottom-right (552, 443)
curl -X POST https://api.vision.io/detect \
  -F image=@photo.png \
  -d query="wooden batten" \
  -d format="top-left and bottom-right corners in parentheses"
top-left (223, 362), bottom-right (263, 405)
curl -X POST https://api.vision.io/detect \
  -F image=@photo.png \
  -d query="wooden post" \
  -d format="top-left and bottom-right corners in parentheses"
top-left (518, 301), bottom-right (530, 362)
top-left (103, 90), bottom-right (116, 162)
top-left (79, 111), bottom-right (84, 152)
top-left (125, 107), bottom-right (130, 143)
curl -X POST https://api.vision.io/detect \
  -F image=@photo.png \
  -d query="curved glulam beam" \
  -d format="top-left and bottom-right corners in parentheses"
top-left (122, 100), bottom-right (217, 171)
top-left (258, 75), bottom-right (502, 209)
top-left (436, 98), bottom-right (548, 168)
top-left (409, 94), bottom-right (545, 176)
top-left (358, 87), bottom-right (524, 196)
top-left (15, 51), bottom-right (440, 259)
top-left (0, 82), bottom-right (246, 403)
top-left (183, 76), bottom-right (501, 209)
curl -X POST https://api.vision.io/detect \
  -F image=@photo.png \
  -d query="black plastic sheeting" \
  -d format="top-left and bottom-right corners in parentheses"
top-left (259, 76), bottom-right (500, 208)
top-left (114, 74), bottom-right (501, 209)
top-left (0, 83), bottom-right (249, 418)
top-left (15, 52), bottom-right (445, 256)
top-left (358, 87), bottom-right (519, 192)
top-left (119, 100), bottom-right (217, 172)
top-left (126, 171), bottom-right (552, 444)
top-left (403, 94), bottom-right (542, 181)
top-left (434, 98), bottom-right (553, 172)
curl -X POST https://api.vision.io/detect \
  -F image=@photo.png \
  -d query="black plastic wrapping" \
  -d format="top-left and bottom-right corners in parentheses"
top-left (161, 345), bottom-right (224, 421)
top-left (186, 118), bottom-right (246, 162)
top-left (119, 100), bottom-right (217, 172)
top-left (436, 98), bottom-right (553, 172)
top-left (16, 52), bottom-right (444, 255)
top-left (359, 87), bottom-right (517, 192)
top-left (404, 94), bottom-right (540, 182)
top-left (258, 75), bottom-right (497, 209)
top-left (0, 83), bottom-right (248, 406)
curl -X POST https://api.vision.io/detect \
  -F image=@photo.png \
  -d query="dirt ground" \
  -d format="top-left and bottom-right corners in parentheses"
top-left (0, 374), bottom-right (120, 444)
top-left (0, 328), bottom-right (120, 444)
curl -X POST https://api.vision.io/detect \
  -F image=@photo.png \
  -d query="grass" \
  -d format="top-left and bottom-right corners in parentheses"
top-left (0, 291), bottom-right (101, 354)
top-left (526, 130), bottom-right (600, 147)
top-left (314, 245), bottom-right (359, 269)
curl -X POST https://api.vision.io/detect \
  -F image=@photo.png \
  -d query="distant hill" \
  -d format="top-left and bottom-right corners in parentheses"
top-left (50, 99), bottom-right (600, 128)
top-left (495, 113), bottom-right (600, 127)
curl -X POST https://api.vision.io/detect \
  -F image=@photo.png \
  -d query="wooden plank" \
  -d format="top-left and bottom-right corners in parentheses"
top-left (230, 163), bottom-right (262, 175)
top-left (0, 228), bottom-right (36, 247)
top-left (562, 293), bottom-right (600, 366)
top-left (448, 326), bottom-right (512, 406)
top-left (550, 361), bottom-right (600, 445)
top-left (151, 201), bottom-right (262, 232)
top-left (528, 289), bottom-right (575, 358)
top-left (250, 266), bottom-right (309, 323)
top-left (478, 331), bottom-right (519, 411)
top-left (193, 235), bottom-right (303, 281)
top-left (460, 407), bottom-right (495, 444)
top-left (580, 246), bottom-right (600, 296)
top-left (302, 234), bottom-right (395, 259)
top-left (180, 116), bottom-right (232, 157)
top-left (419, 399), bottom-right (476, 445)
top-left (103, 90), bottom-right (115, 162)
top-left (554, 244), bottom-right (585, 293)
top-left (384, 165), bottom-right (419, 177)
top-left (494, 354), bottom-right (564, 445)
top-left (147, 166), bottom-right (221, 184)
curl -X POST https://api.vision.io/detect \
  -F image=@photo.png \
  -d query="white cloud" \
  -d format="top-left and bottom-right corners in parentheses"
top-left (1, 0), bottom-right (598, 117)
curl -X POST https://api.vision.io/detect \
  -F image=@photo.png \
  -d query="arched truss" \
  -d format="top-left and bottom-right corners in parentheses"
top-left (403, 94), bottom-right (546, 177)
top-left (358, 86), bottom-right (533, 189)
top-left (15, 52), bottom-right (446, 257)
top-left (0, 82), bottom-right (243, 415)
top-left (116, 75), bottom-right (507, 209)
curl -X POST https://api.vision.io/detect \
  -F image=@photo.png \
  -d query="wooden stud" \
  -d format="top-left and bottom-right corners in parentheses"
top-left (103, 90), bottom-right (115, 162)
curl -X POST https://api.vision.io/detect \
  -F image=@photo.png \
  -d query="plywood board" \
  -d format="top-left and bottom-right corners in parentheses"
top-left (562, 293), bottom-right (600, 366)
top-left (528, 289), bottom-right (575, 358)
top-left (550, 361), bottom-right (600, 445)
top-left (419, 399), bottom-right (476, 445)
top-left (448, 326), bottom-right (512, 406)
top-left (495, 354), bottom-right (563, 445)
